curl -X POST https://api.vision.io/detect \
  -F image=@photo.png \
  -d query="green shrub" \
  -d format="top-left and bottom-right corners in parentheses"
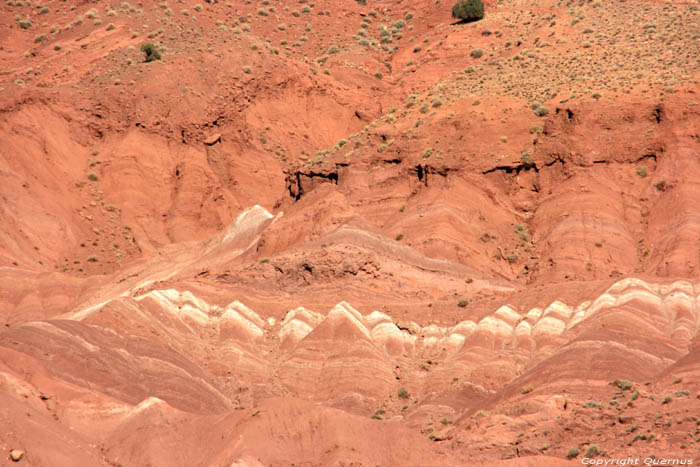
top-left (458, 298), bottom-right (468, 307)
top-left (470, 48), bottom-right (483, 58)
top-left (612, 379), bottom-right (632, 390)
top-left (451, 0), bottom-right (484, 22)
top-left (567, 448), bottom-right (579, 459)
top-left (534, 105), bottom-right (549, 117)
top-left (141, 43), bottom-right (161, 62)
top-left (398, 387), bottom-right (410, 399)
top-left (585, 445), bottom-right (600, 457)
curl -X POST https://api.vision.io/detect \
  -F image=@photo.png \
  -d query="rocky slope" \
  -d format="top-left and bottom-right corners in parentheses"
top-left (0, 0), bottom-right (699, 465)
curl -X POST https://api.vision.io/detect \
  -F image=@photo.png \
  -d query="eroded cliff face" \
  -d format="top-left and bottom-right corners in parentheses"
top-left (0, 0), bottom-right (698, 464)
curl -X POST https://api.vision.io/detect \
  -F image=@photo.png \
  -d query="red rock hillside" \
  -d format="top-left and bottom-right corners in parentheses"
top-left (0, 0), bottom-right (699, 465)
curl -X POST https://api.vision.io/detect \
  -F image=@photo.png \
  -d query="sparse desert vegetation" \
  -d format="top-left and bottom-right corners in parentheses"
top-left (0, 0), bottom-right (698, 463)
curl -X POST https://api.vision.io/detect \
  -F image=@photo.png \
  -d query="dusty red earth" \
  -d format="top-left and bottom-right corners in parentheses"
top-left (0, 0), bottom-right (699, 465)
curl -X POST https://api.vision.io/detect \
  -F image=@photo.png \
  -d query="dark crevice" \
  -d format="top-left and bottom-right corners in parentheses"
top-left (544, 155), bottom-right (565, 167)
top-left (483, 163), bottom-right (538, 175)
top-left (416, 165), bottom-right (426, 185)
top-left (383, 158), bottom-right (401, 165)
top-left (286, 170), bottom-right (339, 201)
top-left (653, 106), bottom-right (663, 124)
top-left (308, 171), bottom-right (338, 183)
top-left (181, 129), bottom-right (187, 144)
top-left (554, 107), bottom-right (574, 121)
top-left (637, 152), bottom-right (657, 163)
top-left (414, 165), bottom-right (452, 186)
top-left (288, 172), bottom-right (302, 201)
